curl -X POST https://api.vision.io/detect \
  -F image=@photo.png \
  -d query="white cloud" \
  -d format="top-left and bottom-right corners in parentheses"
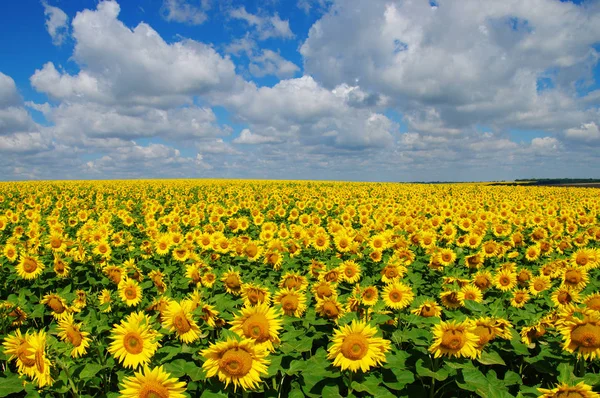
top-left (31, 1), bottom-right (239, 106)
top-left (229, 7), bottom-right (294, 40)
top-left (565, 122), bottom-right (600, 143)
top-left (233, 128), bottom-right (282, 144)
top-left (249, 49), bottom-right (300, 79)
top-left (161, 0), bottom-right (208, 25)
top-left (42, 2), bottom-right (69, 45)
top-left (0, 72), bottom-right (21, 107)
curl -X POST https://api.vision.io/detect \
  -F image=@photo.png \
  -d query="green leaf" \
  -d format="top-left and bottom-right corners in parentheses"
top-left (80, 363), bottom-right (105, 380)
top-left (321, 384), bottom-right (341, 398)
top-left (477, 350), bottom-right (506, 366)
top-left (583, 373), bottom-right (600, 386)
top-left (280, 336), bottom-right (313, 354)
top-left (415, 359), bottom-right (448, 381)
top-left (0, 375), bottom-right (25, 397)
top-left (504, 371), bottom-right (522, 386)
top-left (164, 358), bottom-right (187, 378)
top-left (557, 362), bottom-right (575, 384)
top-left (464, 300), bottom-right (487, 313)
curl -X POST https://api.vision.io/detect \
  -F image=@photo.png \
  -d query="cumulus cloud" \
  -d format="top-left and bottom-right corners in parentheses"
top-left (0, 72), bottom-right (21, 108)
top-left (42, 2), bottom-right (69, 45)
top-left (229, 7), bottom-right (294, 40)
top-left (248, 49), bottom-right (300, 79)
top-left (233, 128), bottom-right (282, 144)
top-left (31, 1), bottom-right (239, 105)
top-left (160, 0), bottom-right (208, 25)
top-left (565, 122), bottom-right (600, 143)
top-left (301, 0), bottom-right (600, 134)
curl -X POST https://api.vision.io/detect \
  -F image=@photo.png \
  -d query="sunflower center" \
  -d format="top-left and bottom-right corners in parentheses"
top-left (322, 302), bottom-right (340, 318)
top-left (554, 391), bottom-right (587, 398)
top-left (35, 350), bottom-right (45, 373)
top-left (464, 291), bottom-right (477, 300)
top-left (570, 323), bottom-right (600, 348)
top-left (316, 285), bottom-right (333, 299)
top-left (557, 291), bottom-right (572, 305)
top-left (533, 281), bottom-right (546, 291)
top-left (225, 275), bottom-right (241, 289)
top-left (219, 348), bottom-right (253, 377)
top-left (18, 348), bottom-right (35, 367)
top-left (173, 314), bottom-right (192, 334)
top-left (125, 287), bottom-right (138, 300)
top-left (248, 291), bottom-right (264, 304)
top-left (514, 293), bottom-right (526, 303)
top-left (242, 314), bottom-right (270, 342)
top-left (421, 305), bottom-right (436, 317)
top-left (575, 255), bottom-right (588, 267)
top-left (441, 330), bottom-right (465, 351)
top-left (587, 297), bottom-right (600, 311)
top-left (499, 277), bottom-right (511, 286)
top-left (340, 333), bottom-right (369, 360)
top-left (363, 289), bottom-right (375, 300)
top-left (389, 290), bottom-right (403, 302)
top-left (384, 268), bottom-right (398, 278)
top-left (517, 272), bottom-right (530, 283)
top-left (284, 277), bottom-right (300, 289)
top-left (23, 258), bottom-right (38, 273)
top-left (139, 382), bottom-right (170, 398)
top-left (565, 270), bottom-right (583, 285)
top-left (123, 332), bottom-right (144, 354)
top-left (345, 268), bottom-right (356, 277)
top-left (55, 262), bottom-right (65, 273)
top-left (473, 325), bottom-right (494, 346)
top-left (280, 295), bottom-right (299, 314)
top-left (51, 238), bottom-right (62, 248)
top-left (47, 297), bottom-right (66, 313)
top-left (66, 326), bottom-right (83, 347)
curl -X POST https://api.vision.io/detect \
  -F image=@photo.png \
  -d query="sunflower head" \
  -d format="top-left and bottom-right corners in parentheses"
top-left (230, 304), bottom-right (282, 352)
top-left (429, 320), bottom-right (480, 359)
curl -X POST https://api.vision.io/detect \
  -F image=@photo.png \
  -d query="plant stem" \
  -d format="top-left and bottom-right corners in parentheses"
top-left (577, 357), bottom-right (586, 378)
top-left (430, 356), bottom-right (440, 398)
top-left (348, 371), bottom-right (354, 396)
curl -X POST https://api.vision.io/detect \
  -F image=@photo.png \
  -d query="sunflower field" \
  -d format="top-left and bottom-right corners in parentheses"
top-left (0, 180), bottom-right (599, 398)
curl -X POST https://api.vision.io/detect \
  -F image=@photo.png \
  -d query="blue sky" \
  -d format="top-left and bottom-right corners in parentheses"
top-left (0, 0), bottom-right (599, 181)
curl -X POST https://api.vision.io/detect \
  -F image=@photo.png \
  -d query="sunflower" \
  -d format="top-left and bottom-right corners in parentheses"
top-left (263, 250), bottom-right (283, 270)
top-left (108, 312), bottom-right (162, 369)
top-left (162, 300), bottom-right (201, 344)
top-left (472, 271), bottom-right (492, 291)
top-left (439, 248), bottom-right (457, 266)
top-left (440, 290), bottom-right (462, 309)
top-left (222, 269), bottom-right (243, 296)
top-left (2, 329), bottom-right (34, 377)
top-left (411, 300), bottom-right (442, 318)
top-left (494, 270), bottom-right (517, 292)
top-left (316, 296), bottom-right (345, 320)
top-left (458, 285), bottom-right (483, 304)
top-left (53, 256), bottom-right (71, 278)
top-left (382, 282), bottom-right (414, 310)
top-left (380, 264), bottom-right (405, 283)
top-left (16, 254), bottom-right (44, 280)
top-left (583, 293), bottom-right (600, 311)
top-left (201, 338), bottom-right (270, 391)
top-left (312, 233), bottom-right (330, 251)
top-left (1, 302), bottom-right (28, 326)
top-left (279, 272), bottom-right (308, 291)
top-left (524, 244), bottom-right (541, 262)
top-left (551, 287), bottom-right (580, 308)
top-left (529, 275), bottom-right (552, 296)
top-left (521, 322), bottom-right (547, 345)
top-left (274, 288), bottom-right (307, 318)
top-left (311, 281), bottom-right (338, 300)
top-left (99, 289), bottom-right (112, 313)
top-left (230, 304), bottom-right (282, 352)
top-left (119, 365), bottom-right (186, 398)
top-left (199, 303), bottom-right (220, 328)
top-left (241, 284), bottom-right (271, 306)
top-left (41, 293), bottom-right (70, 320)
top-left (562, 266), bottom-right (589, 291)
top-left (340, 260), bottom-right (362, 283)
top-left (327, 320), bottom-right (391, 372)
top-left (57, 313), bottom-right (91, 358)
top-left (559, 312), bottom-right (600, 360)
top-left (3, 243), bottom-right (18, 262)
top-left (538, 382), bottom-right (600, 398)
top-left (510, 289), bottom-right (530, 308)
top-left (464, 253), bottom-right (484, 269)
top-left (471, 317), bottom-right (502, 350)
top-left (429, 320), bottom-right (479, 359)
top-left (360, 286), bottom-right (379, 306)
top-left (119, 278), bottom-right (143, 307)
top-left (11, 330), bottom-right (53, 387)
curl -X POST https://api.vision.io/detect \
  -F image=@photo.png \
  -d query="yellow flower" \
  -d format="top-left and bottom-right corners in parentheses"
top-left (510, 289), bottom-right (530, 308)
top-left (41, 293), bottom-right (70, 320)
top-left (57, 313), bottom-right (91, 358)
top-left (457, 285), bottom-right (483, 304)
top-left (222, 269), bottom-right (243, 296)
top-left (429, 320), bottom-right (479, 359)
top-left (16, 254), bottom-right (44, 280)
top-left (162, 300), bottom-right (201, 344)
top-left (201, 338), bottom-right (270, 391)
top-left (382, 282), bottom-right (414, 310)
top-left (108, 311), bottom-right (161, 369)
top-left (494, 270), bottom-right (517, 291)
top-left (119, 365), bottom-right (186, 398)
top-left (559, 312), bottom-right (600, 360)
top-left (2, 243), bottom-right (18, 262)
top-left (562, 266), bottom-right (589, 291)
top-left (360, 286), bottom-right (379, 306)
top-left (529, 275), bottom-right (552, 296)
top-left (411, 300), bottom-right (442, 317)
top-left (230, 303), bottom-right (282, 352)
top-left (274, 288), bottom-right (307, 317)
top-left (99, 289), bottom-right (112, 313)
top-left (327, 320), bottom-right (391, 372)
top-left (241, 283), bottom-right (271, 307)
top-left (312, 280), bottom-right (338, 300)
top-left (118, 278), bottom-right (143, 307)
top-left (316, 296), bottom-right (345, 320)
top-left (538, 381), bottom-right (600, 398)
top-left (551, 286), bottom-right (580, 308)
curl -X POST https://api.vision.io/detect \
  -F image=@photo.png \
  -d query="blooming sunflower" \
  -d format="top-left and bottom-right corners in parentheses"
top-left (340, 260), bottom-right (362, 283)
top-left (2, 329), bottom-right (34, 377)
top-left (99, 289), bottom-right (112, 313)
top-left (119, 365), bottom-right (186, 398)
top-left (57, 313), bottom-right (91, 358)
top-left (440, 290), bottom-right (462, 309)
top-left (241, 283), bottom-right (271, 306)
top-left (327, 320), bottom-right (391, 372)
top-left (494, 270), bottom-right (517, 292)
top-left (230, 303), bottom-right (282, 352)
top-left (162, 300), bottom-right (201, 344)
top-left (562, 266), bottom-right (589, 291)
top-left (529, 275), bottom-right (552, 296)
top-left (108, 311), bottom-right (162, 369)
top-left (457, 285), bottom-right (483, 305)
top-left (53, 256), bottom-right (71, 278)
top-left (551, 286), bottom-right (580, 308)
top-left (510, 289), bottom-right (530, 308)
top-left (382, 282), bottom-right (414, 310)
top-left (316, 296), bottom-right (345, 320)
top-left (201, 338), bottom-right (270, 391)
top-left (3, 243), bottom-right (18, 262)
top-left (429, 320), bottom-right (479, 359)
top-left (360, 286), bottom-right (379, 306)
top-left (41, 293), bottom-right (70, 320)
top-left (411, 300), bottom-right (443, 317)
top-left (538, 382), bottom-right (600, 398)
top-left (274, 288), bottom-right (307, 317)
top-left (521, 322), bottom-right (547, 345)
top-left (119, 278), bottom-right (143, 307)
top-left (16, 254), bottom-right (44, 280)
top-left (19, 330), bottom-right (53, 388)
top-left (311, 280), bottom-right (338, 300)
top-left (279, 272), bottom-right (308, 291)
top-left (559, 312), bottom-right (600, 360)
top-left (222, 269), bottom-right (243, 296)
top-left (583, 293), bottom-right (600, 312)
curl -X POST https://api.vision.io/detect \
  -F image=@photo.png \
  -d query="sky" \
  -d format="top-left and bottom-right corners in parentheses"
top-left (0, 0), bottom-right (599, 182)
